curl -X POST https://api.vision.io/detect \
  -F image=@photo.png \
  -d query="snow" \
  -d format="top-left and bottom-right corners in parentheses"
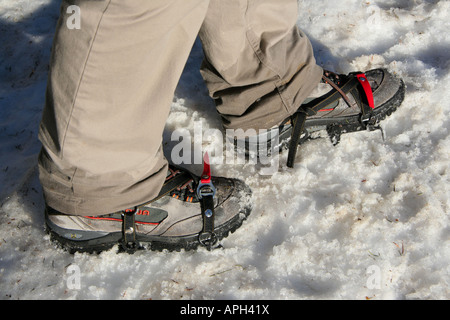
top-left (0, 0), bottom-right (448, 300)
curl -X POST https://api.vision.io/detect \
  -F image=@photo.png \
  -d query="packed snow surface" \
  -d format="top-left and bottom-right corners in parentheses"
top-left (0, 0), bottom-right (448, 300)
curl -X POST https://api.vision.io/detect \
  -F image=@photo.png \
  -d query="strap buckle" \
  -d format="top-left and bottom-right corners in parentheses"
top-left (360, 113), bottom-right (385, 141)
top-left (198, 230), bottom-right (218, 248)
top-left (196, 153), bottom-right (216, 199)
top-left (120, 207), bottom-right (141, 253)
top-left (197, 181), bottom-right (216, 200)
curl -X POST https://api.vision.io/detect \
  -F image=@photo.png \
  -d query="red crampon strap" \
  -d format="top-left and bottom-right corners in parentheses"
top-left (356, 73), bottom-right (375, 109)
top-left (197, 152), bottom-right (215, 199)
top-left (200, 152), bottom-right (211, 184)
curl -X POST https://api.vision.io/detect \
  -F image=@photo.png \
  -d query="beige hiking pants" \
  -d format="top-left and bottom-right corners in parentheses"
top-left (38, 0), bottom-right (322, 215)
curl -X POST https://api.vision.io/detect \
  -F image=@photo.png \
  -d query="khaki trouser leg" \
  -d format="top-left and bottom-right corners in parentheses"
top-left (199, 0), bottom-right (323, 130)
top-left (38, 0), bottom-right (210, 215)
top-left (39, 0), bottom-right (321, 216)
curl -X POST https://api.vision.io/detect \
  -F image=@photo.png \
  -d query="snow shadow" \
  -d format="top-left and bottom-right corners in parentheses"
top-left (0, 1), bottom-right (61, 238)
top-left (306, 37), bottom-right (342, 73)
top-left (174, 38), bottom-right (219, 126)
top-left (0, 1), bottom-right (60, 87)
top-left (413, 43), bottom-right (450, 78)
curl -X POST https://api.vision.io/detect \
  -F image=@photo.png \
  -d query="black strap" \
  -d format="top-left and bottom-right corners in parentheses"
top-left (198, 194), bottom-right (217, 250)
top-left (287, 73), bottom-right (374, 168)
top-left (196, 155), bottom-right (217, 250)
top-left (120, 208), bottom-right (139, 252)
top-left (151, 170), bottom-right (192, 203)
top-left (287, 112), bottom-right (307, 168)
top-left (301, 75), bottom-right (359, 115)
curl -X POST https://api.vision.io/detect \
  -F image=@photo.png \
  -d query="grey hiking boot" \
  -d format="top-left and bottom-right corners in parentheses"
top-left (237, 68), bottom-right (405, 168)
top-left (45, 163), bottom-right (252, 253)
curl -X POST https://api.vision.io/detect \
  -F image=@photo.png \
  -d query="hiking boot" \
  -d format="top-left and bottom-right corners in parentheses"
top-left (45, 161), bottom-right (252, 253)
top-left (237, 68), bottom-right (405, 168)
